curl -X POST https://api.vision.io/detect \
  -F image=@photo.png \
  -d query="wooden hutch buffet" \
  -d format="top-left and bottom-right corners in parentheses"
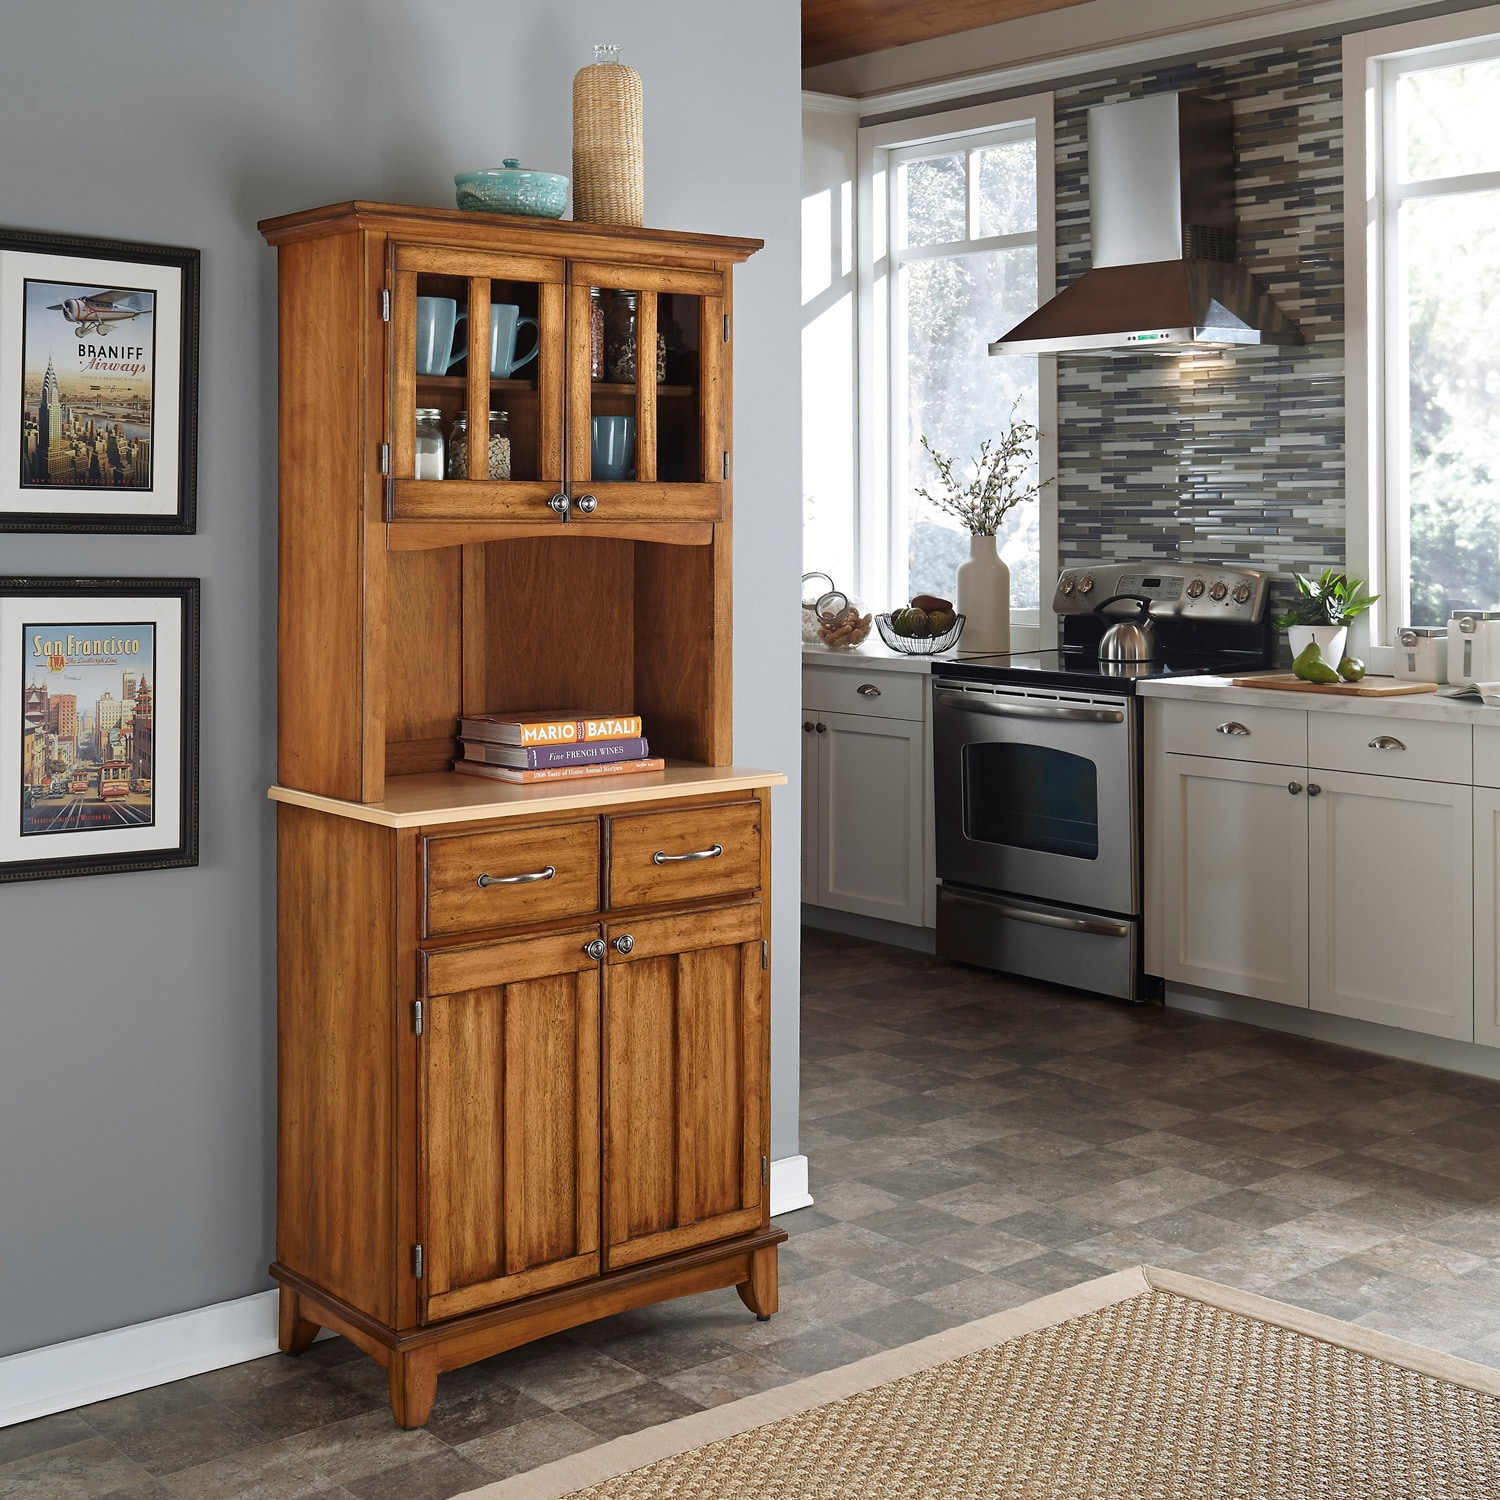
top-left (258, 200), bottom-right (784, 1428)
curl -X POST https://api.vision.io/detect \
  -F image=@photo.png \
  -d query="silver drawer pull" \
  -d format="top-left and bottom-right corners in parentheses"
top-left (1368, 735), bottom-right (1406, 751)
top-left (856, 683), bottom-right (882, 698)
top-left (653, 844), bottom-right (723, 865)
top-left (476, 864), bottom-right (555, 888)
top-left (1215, 721), bottom-right (1251, 736)
top-left (584, 938), bottom-right (607, 960)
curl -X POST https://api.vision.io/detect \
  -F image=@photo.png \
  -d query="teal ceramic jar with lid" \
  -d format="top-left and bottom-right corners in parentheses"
top-left (455, 160), bottom-right (569, 219)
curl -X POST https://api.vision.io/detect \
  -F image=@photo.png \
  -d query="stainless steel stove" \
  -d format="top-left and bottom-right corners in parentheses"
top-left (932, 561), bottom-right (1272, 1002)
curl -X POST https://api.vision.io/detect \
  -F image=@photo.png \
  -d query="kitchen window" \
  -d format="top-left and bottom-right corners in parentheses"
top-left (1348, 11), bottom-right (1500, 653)
top-left (838, 97), bottom-right (1056, 637)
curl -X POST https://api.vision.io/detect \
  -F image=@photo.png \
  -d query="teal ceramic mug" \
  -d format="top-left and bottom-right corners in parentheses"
top-left (487, 304), bottom-right (539, 378)
top-left (415, 296), bottom-right (462, 375)
top-left (592, 415), bottom-right (636, 481)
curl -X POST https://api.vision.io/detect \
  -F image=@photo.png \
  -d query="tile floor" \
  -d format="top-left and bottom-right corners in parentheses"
top-left (9, 926), bottom-right (1500, 1497)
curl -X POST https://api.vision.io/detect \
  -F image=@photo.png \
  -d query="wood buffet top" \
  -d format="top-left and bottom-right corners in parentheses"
top-left (269, 763), bottom-right (788, 829)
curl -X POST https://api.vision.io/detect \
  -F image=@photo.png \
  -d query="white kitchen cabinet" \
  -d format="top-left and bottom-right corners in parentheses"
top-left (1475, 789), bottom-right (1500, 1047)
top-left (1301, 771), bottom-right (1473, 1040)
top-left (1158, 753), bottom-right (1310, 1009)
top-left (814, 710), bottom-right (926, 925)
top-left (802, 660), bottom-right (930, 929)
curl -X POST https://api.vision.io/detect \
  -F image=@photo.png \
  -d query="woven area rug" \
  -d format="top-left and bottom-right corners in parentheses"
top-left (458, 1266), bottom-right (1500, 1500)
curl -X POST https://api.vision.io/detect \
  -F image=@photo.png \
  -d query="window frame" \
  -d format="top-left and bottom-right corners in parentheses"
top-left (857, 96), bottom-right (1057, 645)
top-left (1346, 7), bottom-right (1500, 669)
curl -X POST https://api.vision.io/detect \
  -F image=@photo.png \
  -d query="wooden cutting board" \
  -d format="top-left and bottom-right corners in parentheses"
top-left (1231, 673), bottom-right (1439, 697)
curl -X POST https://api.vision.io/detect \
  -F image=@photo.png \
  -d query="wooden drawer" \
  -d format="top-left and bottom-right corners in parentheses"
top-left (608, 801), bottom-right (761, 909)
top-left (1159, 698), bottom-right (1307, 765)
top-left (1308, 713), bottom-right (1471, 784)
top-left (803, 665), bottom-right (924, 721)
top-left (423, 818), bottom-right (600, 938)
top-left (1475, 726), bottom-right (1500, 788)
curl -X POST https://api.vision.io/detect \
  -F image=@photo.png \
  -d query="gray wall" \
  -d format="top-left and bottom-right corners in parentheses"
top-left (0, 0), bottom-right (802, 1359)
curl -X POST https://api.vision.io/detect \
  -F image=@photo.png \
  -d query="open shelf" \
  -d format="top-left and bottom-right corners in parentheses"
top-left (415, 374), bottom-right (538, 393)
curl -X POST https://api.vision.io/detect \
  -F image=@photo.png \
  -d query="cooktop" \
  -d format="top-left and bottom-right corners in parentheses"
top-left (934, 645), bottom-right (1271, 696)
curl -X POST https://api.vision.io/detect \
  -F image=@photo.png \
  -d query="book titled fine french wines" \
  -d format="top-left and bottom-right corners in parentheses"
top-left (462, 736), bottom-right (650, 769)
top-left (453, 756), bottom-right (666, 785)
top-left (459, 709), bottom-right (643, 746)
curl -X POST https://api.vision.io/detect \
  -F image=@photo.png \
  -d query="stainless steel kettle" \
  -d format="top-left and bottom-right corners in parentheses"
top-left (1095, 593), bottom-right (1160, 662)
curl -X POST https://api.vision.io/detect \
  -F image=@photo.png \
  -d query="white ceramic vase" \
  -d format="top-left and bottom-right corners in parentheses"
top-left (1288, 624), bottom-right (1347, 666)
top-left (956, 533), bottom-right (1010, 654)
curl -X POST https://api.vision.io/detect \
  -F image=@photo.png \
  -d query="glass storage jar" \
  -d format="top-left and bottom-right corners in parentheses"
top-left (414, 407), bottom-right (445, 480)
top-left (449, 410), bottom-right (512, 479)
top-left (605, 291), bottom-right (638, 383)
top-left (590, 287), bottom-right (605, 380)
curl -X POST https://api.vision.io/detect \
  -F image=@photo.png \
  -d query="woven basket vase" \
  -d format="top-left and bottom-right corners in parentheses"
top-left (572, 54), bottom-right (644, 226)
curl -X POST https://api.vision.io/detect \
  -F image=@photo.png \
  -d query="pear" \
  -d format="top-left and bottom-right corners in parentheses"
top-left (1292, 642), bottom-right (1341, 684)
top-left (1337, 656), bottom-right (1366, 682)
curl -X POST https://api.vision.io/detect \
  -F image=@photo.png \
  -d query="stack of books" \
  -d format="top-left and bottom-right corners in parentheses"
top-left (453, 709), bottom-right (664, 784)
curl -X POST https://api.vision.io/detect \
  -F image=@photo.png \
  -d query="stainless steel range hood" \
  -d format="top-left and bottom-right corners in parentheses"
top-left (990, 92), bottom-right (1302, 355)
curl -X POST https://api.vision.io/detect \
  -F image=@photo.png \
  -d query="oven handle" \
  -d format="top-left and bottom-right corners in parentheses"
top-left (943, 890), bottom-right (1131, 939)
top-left (933, 689), bottom-right (1124, 725)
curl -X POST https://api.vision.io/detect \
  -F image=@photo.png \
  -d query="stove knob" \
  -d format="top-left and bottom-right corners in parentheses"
top-left (1209, 581), bottom-right (1229, 601)
top-left (1077, 575), bottom-right (1095, 595)
top-left (1059, 575), bottom-right (1075, 595)
top-left (1185, 578), bottom-right (1205, 599)
top-left (1232, 582), bottom-right (1252, 605)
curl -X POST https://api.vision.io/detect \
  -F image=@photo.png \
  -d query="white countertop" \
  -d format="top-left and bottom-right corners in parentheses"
top-left (802, 641), bottom-right (942, 675)
top-left (1139, 673), bottom-right (1500, 726)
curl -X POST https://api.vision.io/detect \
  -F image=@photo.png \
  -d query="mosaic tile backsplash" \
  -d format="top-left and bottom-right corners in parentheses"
top-left (1053, 35), bottom-right (1345, 613)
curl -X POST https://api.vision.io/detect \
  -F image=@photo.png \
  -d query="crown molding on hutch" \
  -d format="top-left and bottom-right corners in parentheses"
top-left (817, 0), bottom-right (1464, 117)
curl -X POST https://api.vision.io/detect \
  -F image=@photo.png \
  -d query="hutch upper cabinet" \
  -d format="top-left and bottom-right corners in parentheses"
top-left (259, 202), bottom-right (782, 1428)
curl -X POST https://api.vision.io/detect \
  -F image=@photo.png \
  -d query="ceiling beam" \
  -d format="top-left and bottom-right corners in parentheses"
top-left (803, 0), bottom-right (1098, 68)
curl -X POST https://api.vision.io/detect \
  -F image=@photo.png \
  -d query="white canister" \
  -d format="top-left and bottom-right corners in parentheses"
top-left (1447, 611), bottom-right (1500, 685)
top-left (1395, 627), bottom-right (1448, 683)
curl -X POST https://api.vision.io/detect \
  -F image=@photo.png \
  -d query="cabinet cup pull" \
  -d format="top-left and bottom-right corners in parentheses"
top-left (1288, 782), bottom-right (1303, 795)
top-left (1308, 783), bottom-right (1322, 796)
top-left (856, 683), bottom-right (882, 698)
top-left (1368, 735), bottom-right (1406, 751)
top-left (576, 494), bottom-right (598, 514)
top-left (1216, 721), bottom-right (1250, 736)
top-left (584, 938), bottom-right (607, 960)
top-left (653, 843), bottom-right (723, 865)
top-left (476, 864), bottom-right (555, 888)
top-left (612, 933), bottom-right (635, 955)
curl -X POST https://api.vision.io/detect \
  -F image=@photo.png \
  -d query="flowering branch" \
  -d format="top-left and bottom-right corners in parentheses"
top-left (915, 400), bottom-right (1052, 536)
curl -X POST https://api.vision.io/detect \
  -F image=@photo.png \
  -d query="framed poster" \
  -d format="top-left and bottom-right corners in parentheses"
top-left (1, 577), bottom-right (199, 881)
top-left (0, 228), bottom-right (199, 533)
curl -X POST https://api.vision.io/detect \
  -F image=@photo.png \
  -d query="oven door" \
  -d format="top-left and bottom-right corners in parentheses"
top-left (933, 681), bottom-right (1138, 915)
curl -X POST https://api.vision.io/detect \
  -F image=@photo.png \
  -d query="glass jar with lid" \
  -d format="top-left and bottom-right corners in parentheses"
top-left (604, 291), bottom-right (638, 383)
top-left (414, 408), bottom-right (444, 480)
top-left (449, 410), bottom-right (512, 480)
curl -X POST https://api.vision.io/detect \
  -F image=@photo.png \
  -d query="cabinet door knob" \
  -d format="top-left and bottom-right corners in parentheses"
top-left (1368, 735), bottom-right (1406, 751)
top-left (856, 683), bottom-right (882, 698)
top-left (1288, 782), bottom-right (1303, 795)
top-left (1308, 783), bottom-right (1322, 796)
top-left (584, 938), bottom-right (607, 960)
top-left (653, 843), bottom-right (723, 865)
top-left (1215, 721), bottom-right (1250, 736)
top-left (816, 722), bottom-right (827, 733)
top-left (547, 492), bottom-right (570, 519)
top-left (476, 865), bottom-right (555, 888)
top-left (612, 933), bottom-right (635, 955)
top-left (576, 494), bottom-right (598, 514)
top-left (803, 720), bottom-right (814, 732)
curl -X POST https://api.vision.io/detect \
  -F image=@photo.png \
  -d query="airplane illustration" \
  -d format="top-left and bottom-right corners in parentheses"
top-left (47, 288), bottom-right (151, 338)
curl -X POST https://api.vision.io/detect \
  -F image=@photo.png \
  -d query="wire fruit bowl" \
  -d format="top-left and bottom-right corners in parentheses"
top-left (875, 612), bottom-right (966, 655)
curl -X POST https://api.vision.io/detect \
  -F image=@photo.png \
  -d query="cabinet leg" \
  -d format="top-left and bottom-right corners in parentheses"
top-left (388, 1350), bottom-right (440, 1429)
top-left (277, 1286), bottom-right (321, 1356)
top-left (736, 1245), bottom-right (779, 1321)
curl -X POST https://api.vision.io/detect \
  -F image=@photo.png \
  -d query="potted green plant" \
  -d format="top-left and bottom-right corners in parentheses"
top-left (1279, 569), bottom-right (1378, 668)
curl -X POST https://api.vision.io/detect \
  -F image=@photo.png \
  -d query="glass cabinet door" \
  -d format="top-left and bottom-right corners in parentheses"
top-left (566, 261), bottom-right (725, 523)
top-left (389, 244), bottom-right (566, 522)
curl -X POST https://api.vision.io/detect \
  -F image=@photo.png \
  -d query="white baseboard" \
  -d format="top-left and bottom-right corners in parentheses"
top-left (0, 1287), bottom-right (314, 1428)
top-left (771, 1153), bottom-right (814, 1217)
top-left (5, 1163), bottom-right (817, 1427)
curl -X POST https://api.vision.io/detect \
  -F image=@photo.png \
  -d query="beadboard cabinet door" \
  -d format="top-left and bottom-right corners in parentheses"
top-left (419, 929), bottom-right (602, 1323)
top-left (1159, 754), bottom-right (1309, 1008)
top-left (1309, 771), bottom-right (1473, 1041)
top-left (815, 709), bottom-right (925, 926)
top-left (603, 901), bottom-right (766, 1269)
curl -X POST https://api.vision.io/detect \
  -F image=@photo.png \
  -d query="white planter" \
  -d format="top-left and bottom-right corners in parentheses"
top-left (1288, 624), bottom-right (1347, 666)
top-left (956, 534), bottom-right (1010, 653)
